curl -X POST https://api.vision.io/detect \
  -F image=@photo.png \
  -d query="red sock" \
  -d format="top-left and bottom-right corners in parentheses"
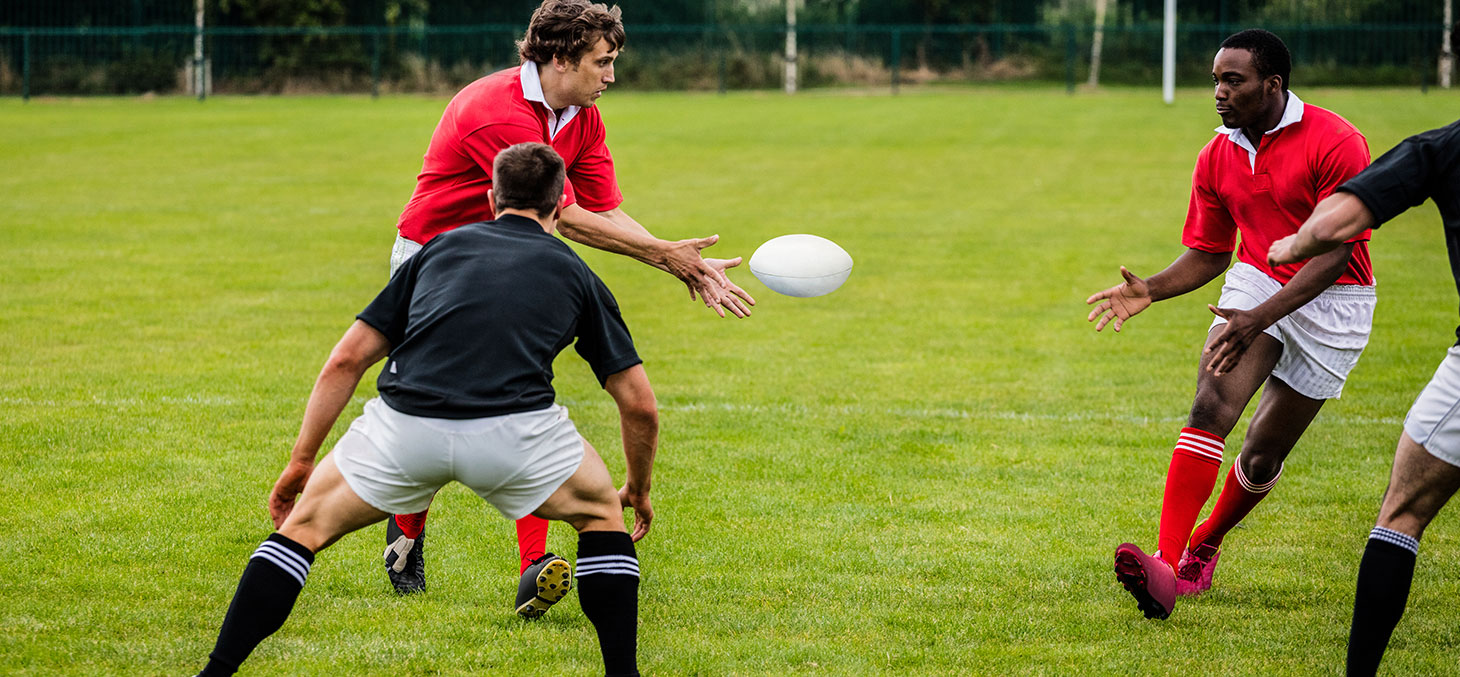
top-left (393, 510), bottom-right (429, 540)
top-left (1189, 458), bottom-right (1281, 550)
top-left (1157, 427), bottom-right (1225, 569)
top-left (515, 515), bottom-right (550, 573)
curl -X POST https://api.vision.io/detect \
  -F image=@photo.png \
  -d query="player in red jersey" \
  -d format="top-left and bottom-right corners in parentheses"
top-left (1085, 29), bottom-right (1374, 619)
top-left (381, 0), bottom-right (754, 615)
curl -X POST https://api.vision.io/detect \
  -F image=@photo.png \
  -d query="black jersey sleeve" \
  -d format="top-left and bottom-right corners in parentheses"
top-left (1339, 120), bottom-right (1460, 227)
top-left (572, 267), bottom-right (642, 386)
top-left (356, 245), bottom-right (422, 348)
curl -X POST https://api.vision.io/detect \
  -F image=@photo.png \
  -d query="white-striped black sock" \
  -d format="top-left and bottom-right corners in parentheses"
top-left (576, 531), bottom-right (640, 677)
top-left (1347, 526), bottom-right (1420, 676)
top-left (199, 533), bottom-right (315, 676)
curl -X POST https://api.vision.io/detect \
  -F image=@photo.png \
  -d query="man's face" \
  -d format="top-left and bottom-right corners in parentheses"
top-left (1211, 48), bottom-right (1276, 129)
top-left (557, 37), bottom-right (618, 108)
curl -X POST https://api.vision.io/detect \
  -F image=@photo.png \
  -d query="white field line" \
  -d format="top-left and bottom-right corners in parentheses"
top-left (0, 396), bottom-right (1407, 427)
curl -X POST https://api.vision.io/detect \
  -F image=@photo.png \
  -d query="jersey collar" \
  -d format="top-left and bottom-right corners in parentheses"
top-left (1215, 90), bottom-right (1305, 163)
top-left (493, 213), bottom-right (550, 233)
top-left (519, 61), bottom-right (581, 140)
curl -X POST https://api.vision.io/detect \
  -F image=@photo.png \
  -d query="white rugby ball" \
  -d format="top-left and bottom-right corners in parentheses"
top-left (748, 234), bottom-right (853, 298)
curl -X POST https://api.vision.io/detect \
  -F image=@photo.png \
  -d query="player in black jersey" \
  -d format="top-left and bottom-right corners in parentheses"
top-left (1268, 119), bottom-right (1460, 677)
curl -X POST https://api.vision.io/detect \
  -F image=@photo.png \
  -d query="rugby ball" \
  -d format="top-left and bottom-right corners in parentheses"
top-left (748, 234), bottom-right (853, 298)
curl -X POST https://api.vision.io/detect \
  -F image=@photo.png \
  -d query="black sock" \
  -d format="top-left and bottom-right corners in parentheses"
top-left (1347, 527), bottom-right (1419, 677)
top-left (199, 533), bottom-right (315, 676)
top-left (576, 531), bottom-right (640, 677)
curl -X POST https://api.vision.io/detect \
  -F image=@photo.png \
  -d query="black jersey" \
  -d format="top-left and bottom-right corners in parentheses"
top-left (1339, 120), bottom-right (1460, 343)
top-left (357, 214), bottom-right (641, 419)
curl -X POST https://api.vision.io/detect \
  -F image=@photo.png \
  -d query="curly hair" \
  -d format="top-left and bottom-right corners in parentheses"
top-left (518, 0), bottom-right (625, 66)
top-left (1220, 29), bottom-right (1292, 92)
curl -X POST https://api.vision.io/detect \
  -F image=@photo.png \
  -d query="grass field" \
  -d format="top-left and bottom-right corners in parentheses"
top-left (3, 85), bottom-right (1459, 675)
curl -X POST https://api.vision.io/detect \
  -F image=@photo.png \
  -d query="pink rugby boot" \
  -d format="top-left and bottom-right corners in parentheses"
top-left (1175, 543), bottom-right (1221, 597)
top-left (1114, 543), bottom-right (1176, 620)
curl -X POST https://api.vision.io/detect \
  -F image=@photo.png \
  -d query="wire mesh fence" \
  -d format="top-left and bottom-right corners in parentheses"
top-left (0, 21), bottom-right (1447, 98)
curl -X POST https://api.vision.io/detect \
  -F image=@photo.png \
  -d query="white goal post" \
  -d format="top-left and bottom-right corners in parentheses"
top-left (1162, 0), bottom-right (1176, 104)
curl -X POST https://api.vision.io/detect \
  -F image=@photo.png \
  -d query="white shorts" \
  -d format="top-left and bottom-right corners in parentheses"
top-left (330, 398), bottom-right (585, 519)
top-left (1209, 262), bottom-right (1375, 400)
top-left (1403, 346), bottom-right (1460, 468)
top-left (389, 234), bottom-right (423, 277)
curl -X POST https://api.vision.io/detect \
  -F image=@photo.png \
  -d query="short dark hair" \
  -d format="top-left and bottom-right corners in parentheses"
top-left (1220, 29), bottom-right (1291, 91)
top-left (518, 0), bottom-right (625, 65)
top-left (492, 143), bottom-right (566, 218)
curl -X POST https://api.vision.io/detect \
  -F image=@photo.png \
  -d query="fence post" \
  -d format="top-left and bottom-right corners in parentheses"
top-left (717, 47), bottom-right (726, 95)
top-left (372, 29), bottom-right (382, 99)
top-left (422, 26), bottom-right (430, 91)
top-left (1065, 22), bottom-right (1076, 94)
top-left (890, 28), bottom-right (900, 94)
top-left (194, 0), bottom-right (206, 101)
top-left (22, 31), bottom-right (30, 102)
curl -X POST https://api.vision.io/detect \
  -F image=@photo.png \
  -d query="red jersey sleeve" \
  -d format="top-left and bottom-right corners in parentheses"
top-left (565, 116), bottom-right (624, 212)
top-left (462, 122), bottom-right (579, 208)
top-left (1181, 143), bottom-right (1238, 253)
top-left (1314, 130), bottom-right (1372, 244)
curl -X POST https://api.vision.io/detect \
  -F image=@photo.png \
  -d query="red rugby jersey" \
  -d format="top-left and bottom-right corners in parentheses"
top-left (1182, 95), bottom-right (1373, 285)
top-left (397, 65), bottom-right (624, 244)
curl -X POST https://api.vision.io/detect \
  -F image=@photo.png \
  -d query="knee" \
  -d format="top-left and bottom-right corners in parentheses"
top-left (1238, 450), bottom-right (1283, 484)
top-left (1376, 493), bottom-right (1439, 539)
top-left (1188, 390), bottom-right (1239, 434)
top-left (277, 522), bottom-right (328, 554)
top-left (563, 489), bottom-right (626, 535)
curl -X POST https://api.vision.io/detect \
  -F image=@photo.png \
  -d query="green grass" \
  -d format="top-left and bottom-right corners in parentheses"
top-left (3, 85), bottom-right (1459, 675)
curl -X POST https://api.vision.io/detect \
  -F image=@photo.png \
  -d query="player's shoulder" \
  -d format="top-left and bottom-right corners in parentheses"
top-left (1298, 101), bottom-right (1364, 142)
top-left (446, 68), bottom-right (534, 126)
top-left (1192, 132), bottom-right (1228, 167)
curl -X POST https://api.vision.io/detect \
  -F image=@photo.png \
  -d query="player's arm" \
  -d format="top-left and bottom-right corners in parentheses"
top-left (269, 320), bottom-right (391, 527)
top-left (1205, 242), bottom-right (1356, 376)
top-left (1086, 248), bottom-right (1231, 332)
top-left (1268, 192), bottom-right (1377, 265)
top-left (558, 204), bottom-right (755, 318)
top-left (603, 364), bottom-right (658, 542)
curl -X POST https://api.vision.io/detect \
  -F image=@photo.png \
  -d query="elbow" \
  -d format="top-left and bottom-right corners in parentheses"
top-left (624, 392), bottom-right (659, 431)
top-left (556, 218), bottom-right (582, 240)
top-left (629, 397), bottom-right (659, 430)
top-left (325, 346), bottom-right (372, 378)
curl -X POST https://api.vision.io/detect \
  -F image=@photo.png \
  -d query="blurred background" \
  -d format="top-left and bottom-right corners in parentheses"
top-left (0, 0), bottom-right (1455, 98)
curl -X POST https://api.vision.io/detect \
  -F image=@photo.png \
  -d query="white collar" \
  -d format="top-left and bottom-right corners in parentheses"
top-left (519, 61), bottom-right (580, 140)
top-left (1216, 91), bottom-right (1304, 157)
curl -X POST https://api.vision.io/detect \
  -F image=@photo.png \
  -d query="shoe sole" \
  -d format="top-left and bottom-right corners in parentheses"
top-left (383, 534), bottom-right (425, 595)
top-left (515, 558), bottom-right (573, 620)
top-left (1114, 550), bottom-right (1171, 620)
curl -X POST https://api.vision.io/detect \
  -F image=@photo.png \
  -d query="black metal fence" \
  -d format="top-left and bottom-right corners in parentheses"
top-left (0, 21), bottom-right (1446, 99)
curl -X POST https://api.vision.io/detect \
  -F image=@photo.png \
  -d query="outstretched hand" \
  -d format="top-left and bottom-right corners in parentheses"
top-left (1204, 305), bottom-right (1268, 376)
top-left (268, 459), bottom-right (314, 528)
top-left (1086, 266), bottom-right (1152, 332)
top-left (618, 486), bottom-right (653, 542)
top-left (662, 235), bottom-right (756, 318)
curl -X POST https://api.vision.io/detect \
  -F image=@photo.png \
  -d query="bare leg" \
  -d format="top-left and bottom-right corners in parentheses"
top-left (1375, 433), bottom-right (1460, 537)
top-left (532, 438), bottom-right (626, 534)
top-left (1348, 433), bottom-right (1460, 676)
top-left (1236, 375), bottom-right (1325, 484)
top-left (280, 454), bottom-right (392, 553)
top-left (1186, 375), bottom-right (1324, 554)
top-left (1155, 329), bottom-right (1281, 565)
top-left (200, 455), bottom-right (390, 676)
top-left (1187, 329), bottom-right (1283, 435)
top-left (531, 440), bottom-right (638, 677)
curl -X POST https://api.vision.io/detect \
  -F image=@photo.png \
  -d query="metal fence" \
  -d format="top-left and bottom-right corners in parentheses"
top-left (0, 22), bottom-right (1446, 99)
